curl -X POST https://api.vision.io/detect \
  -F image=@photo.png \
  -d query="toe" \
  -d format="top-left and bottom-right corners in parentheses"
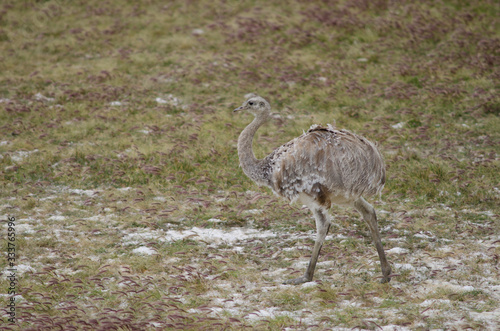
top-left (283, 276), bottom-right (311, 285)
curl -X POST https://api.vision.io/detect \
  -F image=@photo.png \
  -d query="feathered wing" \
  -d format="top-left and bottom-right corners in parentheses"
top-left (266, 125), bottom-right (385, 207)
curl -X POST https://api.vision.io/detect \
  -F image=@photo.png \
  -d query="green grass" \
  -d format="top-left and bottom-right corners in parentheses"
top-left (0, 0), bottom-right (499, 329)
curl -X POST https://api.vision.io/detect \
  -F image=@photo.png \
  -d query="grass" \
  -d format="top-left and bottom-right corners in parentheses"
top-left (0, 0), bottom-right (499, 329)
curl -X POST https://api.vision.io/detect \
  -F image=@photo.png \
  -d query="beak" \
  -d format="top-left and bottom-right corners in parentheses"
top-left (233, 106), bottom-right (243, 112)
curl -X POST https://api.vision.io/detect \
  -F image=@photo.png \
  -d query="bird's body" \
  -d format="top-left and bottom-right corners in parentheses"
top-left (234, 95), bottom-right (392, 284)
top-left (265, 124), bottom-right (385, 207)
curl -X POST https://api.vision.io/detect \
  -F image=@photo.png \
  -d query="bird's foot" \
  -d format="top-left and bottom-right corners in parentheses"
top-left (380, 267), bottom-right (392, 283)
top-left (380, 276), bottom-right (391, 284)
top-left (283, 275), bottom-right (312, 285)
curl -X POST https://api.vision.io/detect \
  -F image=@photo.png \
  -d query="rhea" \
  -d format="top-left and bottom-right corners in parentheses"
top-left (234, 95), bottom-right (392, 284)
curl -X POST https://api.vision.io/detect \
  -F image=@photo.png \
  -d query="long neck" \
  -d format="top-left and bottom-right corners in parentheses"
top-left (237, 114), bottom-right (269, 184)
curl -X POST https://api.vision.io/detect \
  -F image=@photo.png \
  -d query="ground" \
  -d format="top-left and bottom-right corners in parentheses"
top-left (0, 0), bottom-right (499, 330)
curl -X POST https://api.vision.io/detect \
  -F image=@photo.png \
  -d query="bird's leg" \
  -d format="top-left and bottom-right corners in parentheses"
top-left (284, 207), bottom-right (331, 285)
top-left (354, 197), bottom-right (392, 283)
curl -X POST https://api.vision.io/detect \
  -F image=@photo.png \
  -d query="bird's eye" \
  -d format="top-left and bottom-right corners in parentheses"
top-left (248, 101), bottom-right (254, 106)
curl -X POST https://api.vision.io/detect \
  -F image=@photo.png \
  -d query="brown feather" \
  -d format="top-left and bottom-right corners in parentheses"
top-left (264, 125), bottom-right (385, 207)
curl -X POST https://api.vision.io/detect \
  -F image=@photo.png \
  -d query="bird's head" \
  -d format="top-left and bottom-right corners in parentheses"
top-left (233, 95), bottom-right (271, 118)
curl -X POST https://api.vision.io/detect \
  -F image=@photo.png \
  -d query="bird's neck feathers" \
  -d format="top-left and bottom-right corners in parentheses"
top-left (237, 114), bottom-right (270, 185)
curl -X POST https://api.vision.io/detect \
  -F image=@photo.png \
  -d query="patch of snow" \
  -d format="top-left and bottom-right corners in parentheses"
top-left (122, 227), bottom-right (277, 247)
top-left (469, 308), bottom-right (500, 328)
top-left (211, 296), bottom-right (236, 308)
top-left (437, 245), bottom-right (453, 253)
top-left (3, 264), bottom-right (35, 275)
top-left (148, 322), bottom-right (164, 328)
top-left (0, 141), bottom-right (9, 145)
top-left (340, 300), bottom-right (362, 308)
top-left (245, 307), bottom-right (292, 321)
top-left (266, 268), bottom-right (287, 277)
top-left (291, 260), bottom-right (310, 268)
top-left (207, 218), bottom-right (223, 223)
top-left (391, 122), bottom-right (405, 129)
top-left (53, 229), bottom-right (74, 240)
top-left (165, 227), bottom-right (277, 244)
top-left (110, 101), bottom-right (122, 106)
top-left (156, 94), bottom-right (182, 107)
top-left (301, 281), bottom-right (319, 288)
top-left (480, 210), bottom-right (494, 217)
top-left (118, 187), bottom-right (132, 191)
top-left (0, 294), bottom-right (25, 303)
top-left (394, 263), bottom-right (415, 271)
top-left (420, 280), bottom-right (476, 295)
top-left (14, 223), bottom-right (35, 234)
top-left (17, 264), bottom-right (35, 274)
top-left (132, 246), bottom-right (157, 255)
top-left (123, 230), bottom-right (160, 244)
top-left (83, 215), bottom-right (114, 222)
top-left (34, 93), bottom-right (55, 102)
top-left (283, 245), bottom-right (309, 251)
top-left (414, 232), bottom-right (434, 239)
top-left (68, 189), bottom-right (95, 196)
top-left (419, 299), bottom-right (451, 307)
top-left (387, 247), bottom-right (409, 254)
top-left (381, 325), bottom-right (412, 331)
top-left (192, 28), bottom-right (204, 35)
top-left (10, 149), bottom-right (39, 162)
top-left (48, 215), bottom-right (66, 221)
top-left (243, 209), bottom-right (262, 215)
